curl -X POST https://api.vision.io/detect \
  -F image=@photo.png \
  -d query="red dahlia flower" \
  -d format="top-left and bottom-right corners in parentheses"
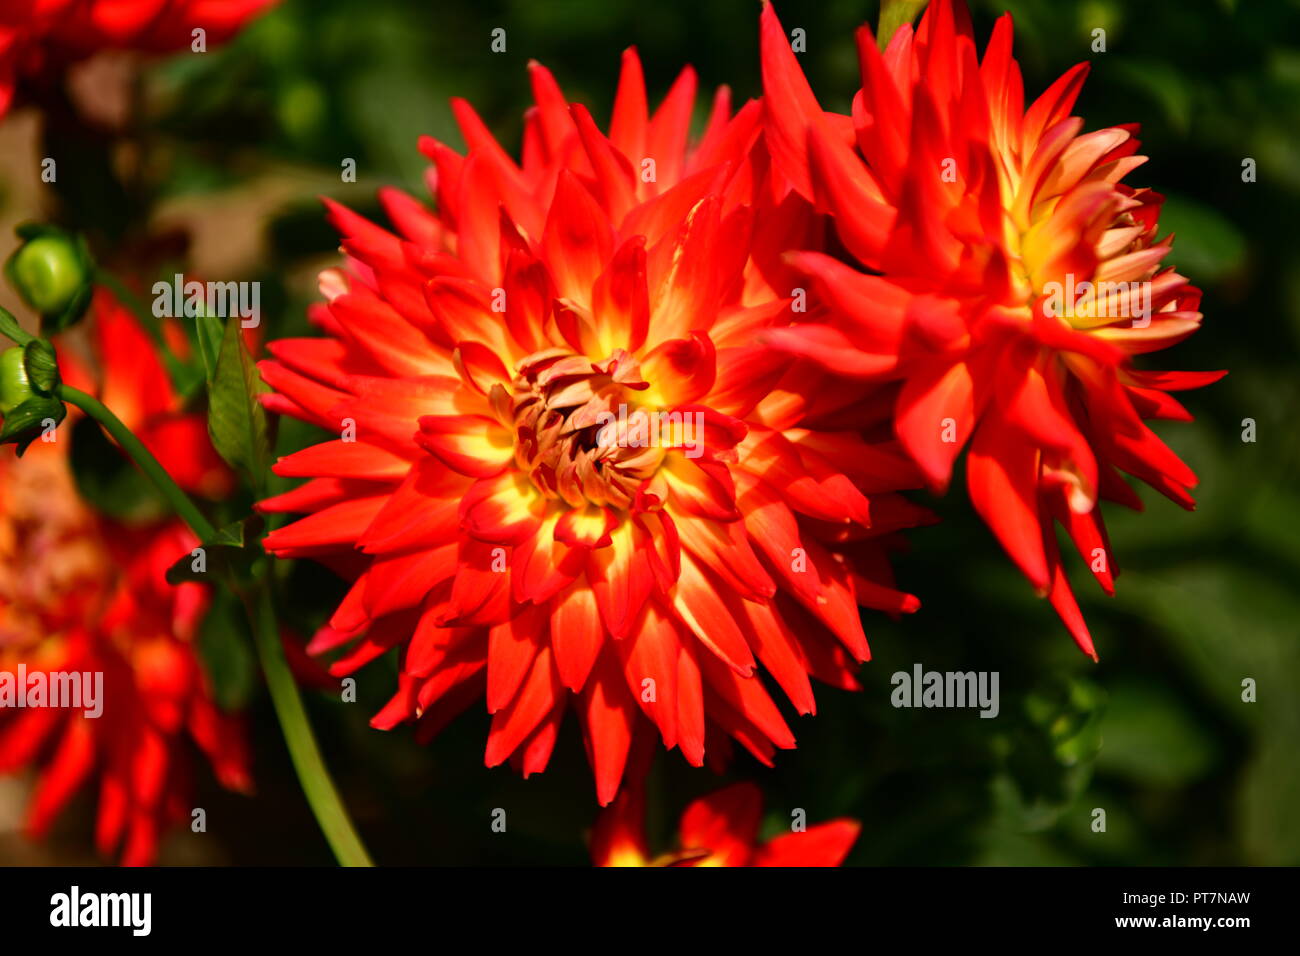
top-left (592, 779), bottom-right (859, 867)
top-left (259, 50), bottom-right (927, 803)
top-left (0, 292), bottom-right (248, 865)
top-left (760, 0), bottom-right (1225, 656)
top-left (0, 0), bottom-right (275, 117)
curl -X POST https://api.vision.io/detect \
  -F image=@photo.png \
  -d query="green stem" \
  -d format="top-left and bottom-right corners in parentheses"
top-left (58, 384), bottom-right (216, 540)
top-left (246, 583), bottom-right (373, 867)
top-left (57, 382), bottom-right (373, 867)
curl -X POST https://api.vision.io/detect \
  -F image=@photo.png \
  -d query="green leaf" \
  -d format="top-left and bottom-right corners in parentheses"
top-left (164, 514), bottom-right (265, 585)
top-left (0, 305), bottom-right (34, 347)
top-left (207, 316), bottom-right (273, 486)
top-left (198, 592), bottom-right (256, 712)
top-left (0, 395), bottom-right (65, 455)
top-left (164, 542), bottom-right (212, 585)
top-left (1000, 675), bottom-right (1106, 828)
top-left (1109, 58), bottom-right (1194, 133)
top-left (1095, 679), bottom-right (1218, 788)
top-left (1240, 725), bottom-right (1300, 865)
top-left (878, 0), bottom-right (927, 50)
top-left (195, 311), bottom-right (224, 384)
top-left (1158, 193), bottom-right (1248, 285)
top-left (211, 514), bottom-right (264, 549)
top-left (22, 338), bottom-right (60, 394)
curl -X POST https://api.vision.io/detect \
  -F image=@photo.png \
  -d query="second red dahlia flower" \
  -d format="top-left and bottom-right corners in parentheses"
top-left (760, 0), bottom-right (1224, 656)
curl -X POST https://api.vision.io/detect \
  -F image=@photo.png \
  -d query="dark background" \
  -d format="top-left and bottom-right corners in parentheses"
top-left (0, 0), bottom-right (1296, 865)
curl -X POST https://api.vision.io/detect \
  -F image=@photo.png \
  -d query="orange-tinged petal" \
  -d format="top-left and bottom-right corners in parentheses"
top-left (671, 554), bottom-right (755, 677)
top-left (967, 418), bottom-right (1049, 591)
top-left (460, 470), bottom-right (546, 545)
top-left (487, 603), bottom-right (547, 713)
top-left (485, 646), bottom-right (562, 767)
top-left (416, 414), bottom-right (515, 477)
top-left (758, 1), bottom-right (822, 201)
top-left (551, 580), bottom-right (606, 692)
top-left (542, 171), bottom-right (615, 309)
top-left (579, 650), bottom-right (638, 805)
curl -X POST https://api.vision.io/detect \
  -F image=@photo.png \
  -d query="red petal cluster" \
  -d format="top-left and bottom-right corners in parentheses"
top-left (761, 0), bottom-right (1222, 656)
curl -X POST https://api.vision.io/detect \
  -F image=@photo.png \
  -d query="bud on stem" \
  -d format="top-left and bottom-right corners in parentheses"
top-left (4, 224), bottom-right (94, 333)
top-left (0, 305), bottom-right (66, 454)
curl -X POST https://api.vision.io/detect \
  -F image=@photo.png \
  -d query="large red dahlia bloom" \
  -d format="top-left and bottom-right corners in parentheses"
top-left (592, 779), bottom-right (859, 867)
top-left (0, 0), bottom-right (275, 117)
top-left (0, 292), bottom-right (248, 865)
top-left (760, 0), bottom-right (1224, 656)
top-left (259, 50), bottom-right (926, 803)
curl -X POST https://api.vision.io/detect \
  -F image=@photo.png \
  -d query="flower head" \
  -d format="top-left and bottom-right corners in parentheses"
top-left (0, 292), bottom-right (248, 865)
top-left (760, 0), bottom-right (1224, 656)
top-left (260, 50), bottom-right (926, 803)
top-left (592, 779), bottom-right (859, 867)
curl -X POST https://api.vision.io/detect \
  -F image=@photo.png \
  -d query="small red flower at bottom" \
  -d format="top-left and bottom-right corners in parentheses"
top-left (592, 779), bottom-right (859, 867)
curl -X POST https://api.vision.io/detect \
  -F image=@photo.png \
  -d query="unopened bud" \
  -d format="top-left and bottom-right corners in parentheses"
top-left (4, 224), bottom-right (94, 333)
top-left (0, 347), bottom-right (32, 415)
top-left (0, 337), bottom-right (65, 455)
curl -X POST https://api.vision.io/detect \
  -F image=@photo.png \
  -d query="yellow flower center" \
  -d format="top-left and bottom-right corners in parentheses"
top-left (510, 348), bottom-right (669, 511)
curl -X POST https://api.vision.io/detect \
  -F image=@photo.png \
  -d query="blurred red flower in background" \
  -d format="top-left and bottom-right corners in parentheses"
top-left (759, 0), bottom-right (1224, 657)
top-left (0, 291), bottom-right (248, 865)
top-left (0, 0), bottom-right (275, 116)
top-left (258, 49), bottom-right (929, 803)
top-left (592, 778), bottom-right (859, 867)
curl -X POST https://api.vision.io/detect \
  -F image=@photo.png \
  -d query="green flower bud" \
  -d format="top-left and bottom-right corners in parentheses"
top-left (4, 224), bottom-right (94, 333)
top-left (0, 338), bottom-right (65, 455)
top-left (0, 347), bottom-right (31, 415)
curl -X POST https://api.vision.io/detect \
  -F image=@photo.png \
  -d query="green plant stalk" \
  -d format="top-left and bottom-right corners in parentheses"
top-left (59, 384), bottom-right (216, 540)
top-left (246, 581), bottom-right (374, 867)
top-left (57, 383), bottom-right (373, 867)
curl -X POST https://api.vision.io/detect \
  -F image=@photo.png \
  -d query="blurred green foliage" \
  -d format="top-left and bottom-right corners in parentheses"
top-left (23, 0), bottom-right (1299, 865)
